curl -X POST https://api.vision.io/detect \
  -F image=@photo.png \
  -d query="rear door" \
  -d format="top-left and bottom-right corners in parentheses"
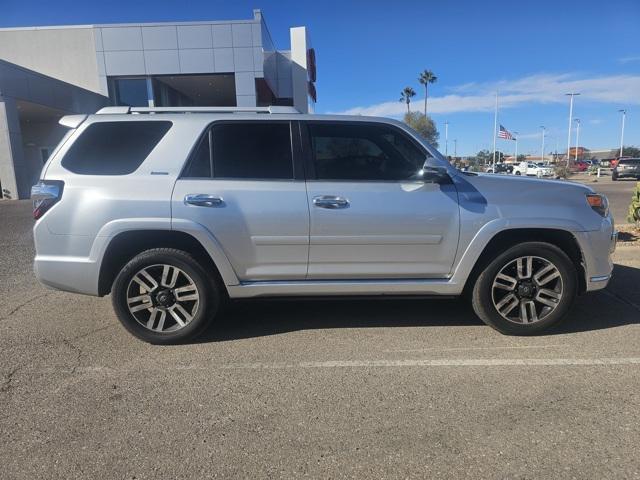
top-left (302, 121), bottom-right (460, 279)
top-left (172, 120), bottom-right (309, 281)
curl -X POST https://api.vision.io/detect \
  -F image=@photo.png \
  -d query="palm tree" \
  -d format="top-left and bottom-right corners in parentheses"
top-left (399, 87), bottom-right (416, 114)
top-left (418, 70), bottom-right (438, 115)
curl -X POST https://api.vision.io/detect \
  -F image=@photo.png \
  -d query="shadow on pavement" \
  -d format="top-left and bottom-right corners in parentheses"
top-left (196, 263), bottom-right (640, 343)
top-left (199, 297), bottom-right (482, 343)
top-left (549, 263), bottom-right (640, 335)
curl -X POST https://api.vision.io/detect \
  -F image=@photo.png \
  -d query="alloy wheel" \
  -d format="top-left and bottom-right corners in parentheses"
top-left (491, 256), bottom-right (563, 324)
top-left (126, 264), bottom-right (200, 333)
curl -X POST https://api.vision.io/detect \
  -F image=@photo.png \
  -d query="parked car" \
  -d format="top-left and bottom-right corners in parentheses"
top-left (600, 158), bottom-right (615, 168)
top-left (513, 161), bottom-right (553, 177)
top-left (571, 161), bottom-right (589, 172)
top-left (609, 157), bottom-right (629, 169)
top-left (485, 163), bottom-right (513, 174)
top-left (31, 106), bottom-right (616, 342)
top-left (612, 158), bottom-right (640, 181)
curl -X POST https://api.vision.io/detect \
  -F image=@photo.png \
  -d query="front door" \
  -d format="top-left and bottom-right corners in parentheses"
top-left (172, 121), bottom-right (309, 281)
top-left (303, 121), bottom-right (460, 279)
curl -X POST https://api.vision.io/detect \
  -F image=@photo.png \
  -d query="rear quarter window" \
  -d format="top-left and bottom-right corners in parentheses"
top-left (61, 121), bottom-right (172, 175)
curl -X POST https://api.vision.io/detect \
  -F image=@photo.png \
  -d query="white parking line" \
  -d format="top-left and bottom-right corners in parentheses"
top-left (384, 344), bottom-right (568, 353)
top-left (65, 357), bottom-right (640, 376)
top-left (220, 357), bottom-right (640, 369)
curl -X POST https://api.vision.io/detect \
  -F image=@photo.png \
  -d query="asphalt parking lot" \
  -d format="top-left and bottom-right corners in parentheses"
top-left (1, 191), bottom-right (639, 479)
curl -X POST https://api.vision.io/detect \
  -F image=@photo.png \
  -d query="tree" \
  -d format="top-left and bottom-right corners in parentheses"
top-left (621, 146), bottom-right (640, 157)
top-left (403, 111), bottom-right (439, 148)
top-left (399, 87), bottom-right (416, 113)
top-left (475, 149), bottom-right (505, 165)
top-left (418, 70), bottom-right (437, 116)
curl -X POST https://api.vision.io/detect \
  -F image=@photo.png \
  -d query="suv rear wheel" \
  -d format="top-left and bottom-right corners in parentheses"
top-left (112, 248), bottom-right (219, 344)
top-left (471, 242), bottom-right (577, 335)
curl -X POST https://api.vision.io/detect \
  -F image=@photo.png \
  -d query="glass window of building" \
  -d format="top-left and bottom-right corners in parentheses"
top-left (107, 78), bottom-right (149, 107)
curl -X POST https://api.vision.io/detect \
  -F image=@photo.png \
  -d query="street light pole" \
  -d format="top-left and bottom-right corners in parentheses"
top-left (454, 139), bottom-right (457, 158)
top-left (540, 126), bottom-right (546, 163)
top-left (513, 131), bottom-right (519, 163)
top-left (492, 92), bottom-right (498, 169)
top-left (574, 118), bottom-right (581, 161)
top-left (565, 93), bottom-right (580, 167)
top-left (445, 121), bottom-right (449, 157)
top-left (619, 109), bottom-right (627, 157)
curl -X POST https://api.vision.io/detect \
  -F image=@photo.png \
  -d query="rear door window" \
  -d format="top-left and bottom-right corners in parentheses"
top-left (181, 122), bottom-right (294, 180)
top-left (61, 121), bottom-right (172, 175)
top-left (182, 130), bottom-right (213, 178)
top-left (212, 122), bottom-right (294, 179)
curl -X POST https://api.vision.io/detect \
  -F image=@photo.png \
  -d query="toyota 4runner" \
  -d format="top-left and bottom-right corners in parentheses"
top-left (31, 106), bottom-right (617, 343)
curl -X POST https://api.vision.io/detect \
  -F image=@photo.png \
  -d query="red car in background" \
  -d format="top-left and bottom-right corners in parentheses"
top-left (571, 161), bottom-right (589, 172)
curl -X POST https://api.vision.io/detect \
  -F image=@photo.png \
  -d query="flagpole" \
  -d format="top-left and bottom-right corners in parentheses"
top-left (444, 121), bottom-right (449, 157)
top-left (492, 92), bottom-right (498, 168)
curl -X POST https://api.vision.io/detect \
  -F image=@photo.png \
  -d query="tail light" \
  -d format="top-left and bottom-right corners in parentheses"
top-left (31, 180), bottom-right (64, 220)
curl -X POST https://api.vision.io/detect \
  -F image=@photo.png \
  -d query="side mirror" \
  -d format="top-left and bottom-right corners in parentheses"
top-left (420, 165), bottom-right (450, 183)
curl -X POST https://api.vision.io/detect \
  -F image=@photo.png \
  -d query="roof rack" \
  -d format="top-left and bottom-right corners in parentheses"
top-left (95, 106), bottom-right (300, 115)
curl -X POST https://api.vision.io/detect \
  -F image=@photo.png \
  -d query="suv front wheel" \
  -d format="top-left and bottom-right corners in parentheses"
top-left (112, 248), bottom-right (220, 344)
top-left (471, 242), bottom-right (577, 335)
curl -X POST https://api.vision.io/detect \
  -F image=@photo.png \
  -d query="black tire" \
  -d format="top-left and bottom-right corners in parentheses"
top-left (612, 172), bottom-right (618, 181)
top-left (471, 242), bottom-right (577, 335)
top-left (515, 171), bottom-right (521, 175)
top-left (112, 248), bottom-right (220, 344)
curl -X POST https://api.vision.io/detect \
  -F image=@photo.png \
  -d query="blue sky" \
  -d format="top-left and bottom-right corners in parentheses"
top-left (3, 0), bottom-right (639, 156)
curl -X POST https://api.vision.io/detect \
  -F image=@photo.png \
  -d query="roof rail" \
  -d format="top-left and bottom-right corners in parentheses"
top-left (96, 106), bottom-right (131, 114)
top-left (59, 114), bottom-right (88, 129)
top-left (95, 106), bottom-right (299, 115)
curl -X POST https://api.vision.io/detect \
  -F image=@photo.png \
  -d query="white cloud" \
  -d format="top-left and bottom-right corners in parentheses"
top-left (513, 132), bottom-right (543, 140)
top-left (618, 56), bottom-right (640, 64)
top-left (333, 73), bottom-right (640, 117)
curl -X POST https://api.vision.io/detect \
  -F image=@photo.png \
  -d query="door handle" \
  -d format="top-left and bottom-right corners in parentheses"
top-left (184, 194), bottom-right (224, 207)
top-left (313, 195), bottom-right (350, 209)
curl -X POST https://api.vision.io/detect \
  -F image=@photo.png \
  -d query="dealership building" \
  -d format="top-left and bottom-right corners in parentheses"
top-left (0, 9), bottom-right (316, 199)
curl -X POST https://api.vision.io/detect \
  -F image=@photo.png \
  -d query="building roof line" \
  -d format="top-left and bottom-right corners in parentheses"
top-left (0, 10), bottom-right (263, 32)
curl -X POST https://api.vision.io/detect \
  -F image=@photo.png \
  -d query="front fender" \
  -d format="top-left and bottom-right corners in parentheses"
top-left (449, 218), bottom-right (584, 286)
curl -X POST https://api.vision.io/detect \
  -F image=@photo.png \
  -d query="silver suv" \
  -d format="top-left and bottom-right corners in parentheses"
top-left (32, 106), bottom-right (617, 343)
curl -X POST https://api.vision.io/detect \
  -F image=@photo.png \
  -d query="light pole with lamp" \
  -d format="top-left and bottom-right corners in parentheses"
top-left (574, 118), bottom-right (581, 161)
top-left (444, 121), bottom-right (449, 157)
top-left (513, 131), bottom-right (519, 164)
top-left (565, 93), bottom-right (580, 167)
top-left (540, 126), bottom-right (546, 163)
top-left (619, 109), bottom-right (627, 157)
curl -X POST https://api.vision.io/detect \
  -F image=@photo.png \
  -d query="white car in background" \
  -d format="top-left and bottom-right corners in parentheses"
top-left (513, 161), bottom-right (553, 177)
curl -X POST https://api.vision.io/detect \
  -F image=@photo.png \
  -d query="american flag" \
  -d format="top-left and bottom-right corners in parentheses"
top-left (498, 124), bottom-right (515, 140)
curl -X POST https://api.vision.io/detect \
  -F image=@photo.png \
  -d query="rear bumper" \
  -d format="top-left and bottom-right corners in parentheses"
top-left (34, 255), bottom-right (100, 296)
top-left (32, 219), bottom-right (101, 296)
